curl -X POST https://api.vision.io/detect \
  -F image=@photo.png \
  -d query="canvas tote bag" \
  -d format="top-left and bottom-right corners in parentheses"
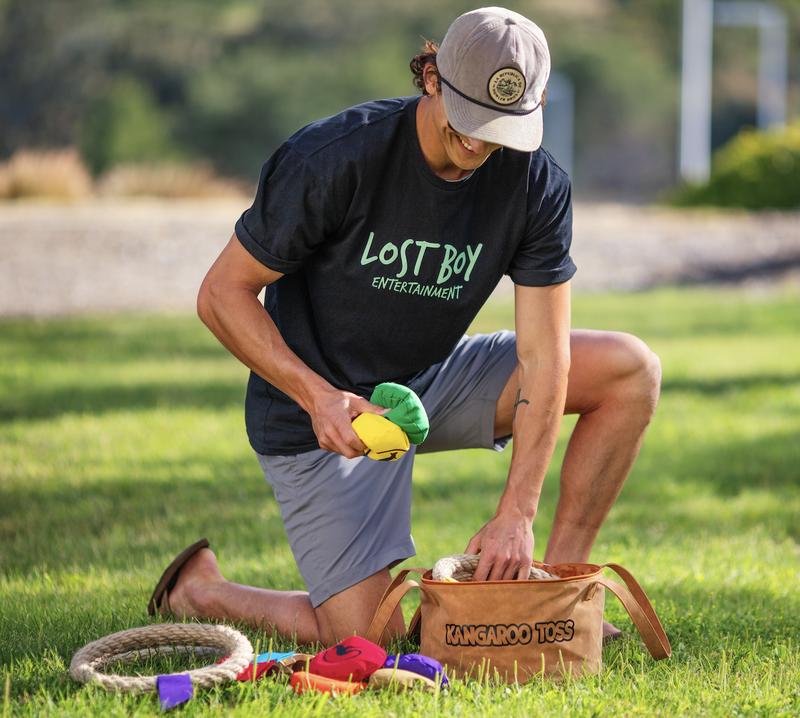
top-left (366, 561), bottom-right (671, 683)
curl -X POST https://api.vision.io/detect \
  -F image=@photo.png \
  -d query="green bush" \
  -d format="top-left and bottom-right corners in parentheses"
top-left (671, 122), bottom-right (800, 209)
top-left (79, 77), bottom-right (182, 175)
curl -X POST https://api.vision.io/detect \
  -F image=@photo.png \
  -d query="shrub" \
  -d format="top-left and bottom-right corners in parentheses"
top-left (97, 162), bottom-right (245, 198)
top-left (80, 78), bottom-right (182, 175)
top-left (0, 148), bottom-right (93, 200)
top-left (671, 121), bottom-right (800, 210)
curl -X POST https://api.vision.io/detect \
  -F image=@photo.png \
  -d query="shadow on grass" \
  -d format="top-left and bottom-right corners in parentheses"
top-left (662, 373), bottom-right (800, 396)
top-left (0, 316), bottom-right (224, 364)
top-left (0, 378), bottom-right (244, 421)
top-left (651, 428), bottom-right (799, 497)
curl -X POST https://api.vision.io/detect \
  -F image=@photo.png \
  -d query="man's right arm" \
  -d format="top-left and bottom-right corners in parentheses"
top-left (197, 233), bottom-right (380, 458)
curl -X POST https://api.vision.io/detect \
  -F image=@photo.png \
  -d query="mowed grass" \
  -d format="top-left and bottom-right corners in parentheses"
top-left (1, 287), bottom-right (799, 716)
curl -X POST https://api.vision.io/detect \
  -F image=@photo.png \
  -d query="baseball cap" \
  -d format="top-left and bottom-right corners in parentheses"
top-left (436, 7), bottom-right (551, 152)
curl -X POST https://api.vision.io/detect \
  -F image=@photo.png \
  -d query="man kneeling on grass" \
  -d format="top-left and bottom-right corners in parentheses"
top-left (147, 7), bottom-right (661, 647)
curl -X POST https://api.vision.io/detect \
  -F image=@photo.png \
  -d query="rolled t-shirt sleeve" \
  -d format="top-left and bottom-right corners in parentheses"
top-left (507, 155), bottom-right (577, 287)
top-left (235, 145), bottom-right (337, 274)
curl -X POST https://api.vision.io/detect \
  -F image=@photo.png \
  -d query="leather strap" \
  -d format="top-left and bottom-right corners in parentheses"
top-left (376, 569), bottom-right (411, 608)
top-left (598, 564), bottom-right (671, 659)
top-left (407, 606), bottom-right (422, 641)
top-left (376, 566), bottom-right (427, 608)
top-left (365, 580), bottom-right (421, 646)
top-left (374, 567), bottom-right (428, 643)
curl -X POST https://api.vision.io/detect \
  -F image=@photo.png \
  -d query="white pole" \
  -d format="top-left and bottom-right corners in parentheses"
top-left (679, 0), bottom-right (714, 183)
top-left (543, 72), bottom-right (574, 178)
top-left (714, 2), bottom-right (788, 129)
top-left (756, 5), bottom-right (788, 129)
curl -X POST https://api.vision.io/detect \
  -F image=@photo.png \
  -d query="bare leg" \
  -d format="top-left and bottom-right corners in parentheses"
top-left (546, 331), bottom-right (660, 563)
top-left (495, 329), bottom-right (661, 637)
top-left (166, 548), bottom-right (404, 646)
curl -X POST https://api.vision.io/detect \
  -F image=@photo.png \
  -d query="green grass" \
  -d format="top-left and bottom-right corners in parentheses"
top-left (2, 287), bottom-right (799, 716)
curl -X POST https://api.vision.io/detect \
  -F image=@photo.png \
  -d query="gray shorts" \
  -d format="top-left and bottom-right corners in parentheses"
top-left (256, 330), bottom-right (517, 607)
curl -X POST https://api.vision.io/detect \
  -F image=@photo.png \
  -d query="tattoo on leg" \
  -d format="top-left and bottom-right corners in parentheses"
top-left (513, 389), bottom-right (530, 421)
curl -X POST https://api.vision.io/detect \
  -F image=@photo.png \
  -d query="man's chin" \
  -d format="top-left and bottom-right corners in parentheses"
top-left (452, 154), bottom-right (490, 172)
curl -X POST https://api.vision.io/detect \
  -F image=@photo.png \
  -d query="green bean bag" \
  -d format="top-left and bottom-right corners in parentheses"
top-left (370, 383), bottom-right (429, 445)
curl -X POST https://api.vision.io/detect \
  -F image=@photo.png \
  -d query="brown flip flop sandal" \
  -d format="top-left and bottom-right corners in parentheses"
top-left (147, 538), bottom-right (210, 617)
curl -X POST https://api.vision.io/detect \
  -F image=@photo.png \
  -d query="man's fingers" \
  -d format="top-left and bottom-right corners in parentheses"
top-left (516, 558), bottom-right (533, 581)
top-left (472, 553), bottom-right (493, 582)
top-left (500, 559), bottom-right (520, 581)
top-left (339, 424), bottom-right (367, 457)
top-left (320, 422), bottom-right (365, 458)
top-left (349, 395), bottom-right (388, 416)
top-left (334, 413), bottom-right (367, 451)
top-left (465, 536), bottom-right (481, 555)
top-left (326, 439), bottom-right (361, 459)
top-left (488, 555), bottom-right (511, 581)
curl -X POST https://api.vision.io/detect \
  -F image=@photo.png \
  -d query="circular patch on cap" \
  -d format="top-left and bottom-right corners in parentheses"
top-left (487, 67), bottom-right (526, 106)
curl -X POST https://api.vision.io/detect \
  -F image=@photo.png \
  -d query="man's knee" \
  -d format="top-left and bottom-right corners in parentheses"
top-left (314, 603), bottom-right (404, 648)
top-left (312, 569), bottom-right (406, 646)
top-left (610, 332), bottom-right (662, 413)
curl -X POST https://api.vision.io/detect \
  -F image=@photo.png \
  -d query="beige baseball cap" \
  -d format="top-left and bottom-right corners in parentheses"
top-left (436, 7), bottom-right (551, 152)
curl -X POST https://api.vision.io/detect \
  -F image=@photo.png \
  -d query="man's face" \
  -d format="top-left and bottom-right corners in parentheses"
top-left (429, 88), bottom-right (502, 172)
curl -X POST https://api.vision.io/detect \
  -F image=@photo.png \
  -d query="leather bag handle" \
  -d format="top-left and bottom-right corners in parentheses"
top-left (365, 579), bottom-right (422, 646)
top-left (598, 563), bottom-right (671, 659)
top-left (407, 606), bottom-right (422, 641)
top-left (375, 567), bottom-right (428, 643)
top-left (376, 566), bottom-right (427, 608)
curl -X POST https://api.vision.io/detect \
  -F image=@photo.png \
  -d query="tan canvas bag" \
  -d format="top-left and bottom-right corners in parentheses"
top-left (366, 561), bottom-right (671, 683)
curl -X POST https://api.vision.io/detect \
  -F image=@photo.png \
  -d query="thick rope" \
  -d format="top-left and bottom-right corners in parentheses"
top-left (431, 553), bottom-right (557, 581)
top-left (69, 623), bottom-right (253, 694)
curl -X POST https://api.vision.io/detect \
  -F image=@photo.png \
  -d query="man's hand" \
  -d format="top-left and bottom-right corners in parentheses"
top-left (309, 388), bottom-right (387, 458)
top-left (465, 509), bottom-right (534, 581)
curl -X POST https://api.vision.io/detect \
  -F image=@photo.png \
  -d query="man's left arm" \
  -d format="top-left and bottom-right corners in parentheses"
top-left (466, 280), bottom-right (571, 581)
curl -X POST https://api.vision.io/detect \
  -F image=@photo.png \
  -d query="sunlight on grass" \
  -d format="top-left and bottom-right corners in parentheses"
top-left (1, 286), bottom-right (799, 716)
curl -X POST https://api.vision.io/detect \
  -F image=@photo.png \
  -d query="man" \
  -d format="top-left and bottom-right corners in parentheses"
top-left (148, 7), bottom-right (661, 647)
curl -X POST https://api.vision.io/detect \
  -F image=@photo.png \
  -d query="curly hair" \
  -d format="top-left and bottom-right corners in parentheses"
top-left (409, 38), bottom-right (548, 107)
top-left (409, 39), bottom-right (440, 95)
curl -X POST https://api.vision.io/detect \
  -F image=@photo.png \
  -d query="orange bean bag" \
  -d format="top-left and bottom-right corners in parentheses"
top-left (290, 671), bottom-right (366, 696)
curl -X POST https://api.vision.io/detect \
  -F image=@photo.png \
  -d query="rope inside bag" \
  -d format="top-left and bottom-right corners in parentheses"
top-left (431, 553), bottom-right (558, 581)
top-left (69, 623), bottom-right (253, 694)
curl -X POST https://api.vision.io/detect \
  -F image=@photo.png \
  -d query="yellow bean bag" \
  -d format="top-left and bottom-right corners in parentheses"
top-left (351, 412), bottom-right (410, 462)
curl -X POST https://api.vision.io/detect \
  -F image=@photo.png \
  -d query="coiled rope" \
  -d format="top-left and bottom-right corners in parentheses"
top-left (432, 553), bottom-right (557, 581)
top-left (69, 623), bottom-right (253, 694)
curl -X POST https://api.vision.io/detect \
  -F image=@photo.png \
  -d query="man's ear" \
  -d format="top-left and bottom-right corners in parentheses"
top-left (422, 63), bottom-right (440, 96)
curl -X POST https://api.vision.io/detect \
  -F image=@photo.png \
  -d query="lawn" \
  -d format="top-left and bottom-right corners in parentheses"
top-left (1, 287), bottom-right (799, 716)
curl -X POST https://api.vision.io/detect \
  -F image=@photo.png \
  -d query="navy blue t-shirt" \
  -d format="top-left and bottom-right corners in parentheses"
top-left (235, 95), bottom-right (576, 455)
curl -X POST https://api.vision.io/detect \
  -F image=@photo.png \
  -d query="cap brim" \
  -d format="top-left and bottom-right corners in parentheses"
top-left (442, 85), bottom-right (543, 153)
